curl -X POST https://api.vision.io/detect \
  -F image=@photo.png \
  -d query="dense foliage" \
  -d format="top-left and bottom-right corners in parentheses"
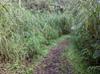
top-left (0, 0), bottom-right (100, 74)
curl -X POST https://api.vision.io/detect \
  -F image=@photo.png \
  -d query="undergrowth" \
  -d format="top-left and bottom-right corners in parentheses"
top-left (0, 3), bottom-right (70, 73)
top-left (0, 0), bottom-right (100, 74)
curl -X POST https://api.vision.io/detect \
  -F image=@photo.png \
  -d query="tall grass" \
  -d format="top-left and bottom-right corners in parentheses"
top-left (0, 0), bottom-right (100, 74)
top-left (0, 3), bottom-right (69, 64)
top-left (70, 0), bottom-right (100, 73)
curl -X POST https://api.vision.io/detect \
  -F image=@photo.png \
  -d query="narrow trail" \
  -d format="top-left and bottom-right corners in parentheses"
top-left (34, 39), bottom-right (74, 74)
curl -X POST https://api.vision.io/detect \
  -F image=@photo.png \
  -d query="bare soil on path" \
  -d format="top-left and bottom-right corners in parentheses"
top-left (34, 39), bottom-right (74, 74)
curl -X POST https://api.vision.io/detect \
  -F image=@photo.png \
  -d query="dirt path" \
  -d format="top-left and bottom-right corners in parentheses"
top-left (34, 39), bottom-right (74, 74)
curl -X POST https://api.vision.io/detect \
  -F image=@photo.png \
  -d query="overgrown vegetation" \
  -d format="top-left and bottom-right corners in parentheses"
top-left (0, 2), bottom-right (69, 73)
top-left (0, 0), bottom-right (100, 74)
top-left (71, 1), bottom-right (100, 73)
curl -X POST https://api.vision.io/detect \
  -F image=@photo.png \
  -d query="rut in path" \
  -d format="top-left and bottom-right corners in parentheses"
top-left (34, 39), bottom-right (74, 74)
